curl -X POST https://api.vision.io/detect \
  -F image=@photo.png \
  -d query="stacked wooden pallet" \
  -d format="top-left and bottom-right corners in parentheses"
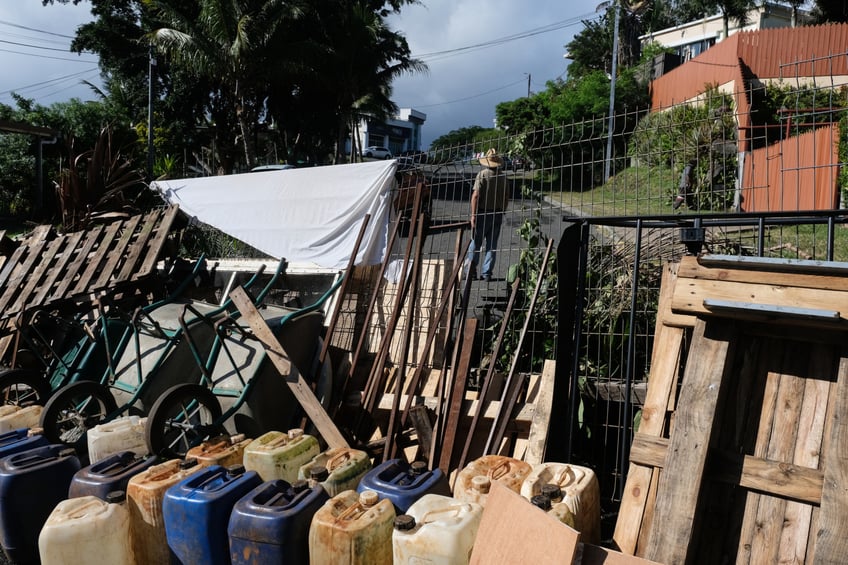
top-left (614, 254), bottom-right (848, 564)
top-left (0, 206), bottom-right (180, 359)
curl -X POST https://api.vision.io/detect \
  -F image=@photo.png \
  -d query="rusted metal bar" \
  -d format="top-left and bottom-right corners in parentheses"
top-left (438, 316), bottom-right (478, 472)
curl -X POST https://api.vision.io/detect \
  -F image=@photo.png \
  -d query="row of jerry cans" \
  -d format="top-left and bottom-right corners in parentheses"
top-left (0, 424), bottom-right (600, 564)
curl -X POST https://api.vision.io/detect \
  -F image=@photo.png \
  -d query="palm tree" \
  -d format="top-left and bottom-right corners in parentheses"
top-left (146, 0), bottom-right (298, 170)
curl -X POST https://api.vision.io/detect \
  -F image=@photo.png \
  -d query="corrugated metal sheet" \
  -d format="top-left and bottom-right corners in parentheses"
top-left (651, 23), bottom-right (848, 111)
top-left (741, 126), bottom-right (840, 212)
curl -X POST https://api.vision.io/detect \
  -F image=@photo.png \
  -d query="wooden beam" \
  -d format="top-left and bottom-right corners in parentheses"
top-left (230, 286), bottom-right (349, 449)
top-left (644, 319), bottom-right (736, 564)
top-left (629, 433), bottom-right (824, 505)
top-left (438, 317), bottom-right (477, 473)
top-left (813, 350), bottom-right (848, 564)
top-left (524, 359), bottom-right (556, 466)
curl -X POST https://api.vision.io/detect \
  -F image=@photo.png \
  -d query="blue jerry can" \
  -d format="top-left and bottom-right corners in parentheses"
top-left (357, 459), bottom-right (451, 514)
top-left (163, 464), bottom-right (262, 565)
top-left (228, 479), bottom-right (329, 565)
top-left (0, 444), bottom-right (81, 564)
top-left (69, 451), bottom-right (160, 500)
top-left (0, 428), bottom-right (49, 459)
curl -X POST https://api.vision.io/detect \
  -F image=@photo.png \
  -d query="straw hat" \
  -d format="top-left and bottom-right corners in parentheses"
top-left (478, 148), bottom-right (504, 168)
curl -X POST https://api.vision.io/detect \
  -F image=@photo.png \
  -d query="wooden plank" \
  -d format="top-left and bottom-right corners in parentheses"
top-left (748, 350), bottom-right (806, 565)
top-left (92, 214), bottom-right (143, 289)
top-left (737, 338), bottom-right (783, 564)
top-left (7, 236), bottom-right (64, 315)
top-left (644, 319), bottom-right (735, 564)
top-left (525, 359), bottom-right (556, 466)
top-left (778, 346), bottom-right (831, 563)
top-left (71, 221), bottom-right (121, 295)
top-left (229, 285), bottom-right (349, 449)
top-left (469, 481), bottom-right (580, 565)
top-left (407, 404), bottom-right (433, 459)
top-left (52, 225), bottom-right (104, 301)
top-left (813, 350), bottom-right (848, 565)
top-left (31, 231), bottom-right (84, 307)
top-left (134, 204), bottom-right (180, 278)
top-left (0, 235), bottom-right (51, 316)
top-left (655, 261), bottom-right (697, 330)
top-left (671, 277), bottom-right (848, 324)
top-left (629, 434), bottom-right (824, 505)
top-left (613, 325), bottom-right (685, 554)
top-left (681, 254), bottom-right (848, 292)
top-left (116, 209), bottom-right (161, 281)
top-left (376, 392), bottom-right (535, 433)
top-left (437, 317), bottom-right (477, 473)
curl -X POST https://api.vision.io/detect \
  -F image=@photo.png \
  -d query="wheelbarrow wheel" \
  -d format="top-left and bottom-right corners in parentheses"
top-left (0, 368), bottom-right (52, 406)
top-left (40, 381), bottom-right (118, 447)
top-left (146, 383), bottom-right (223, 459)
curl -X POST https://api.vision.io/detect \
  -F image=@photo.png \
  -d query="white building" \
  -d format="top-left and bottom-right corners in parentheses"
top-left (351, 108), bottom-right (426, 155)
top-left (640, 2), bottom-right (810, 63)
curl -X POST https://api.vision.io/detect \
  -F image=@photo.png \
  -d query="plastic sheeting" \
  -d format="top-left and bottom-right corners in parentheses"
top-left (151, 160), bottom-right (396, 269)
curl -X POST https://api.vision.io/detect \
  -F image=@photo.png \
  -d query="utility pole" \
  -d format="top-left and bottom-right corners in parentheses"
top-left (527, 73), bottom-right (531, 97)
top-left (147, 45), bottom-right (157, 182)
top-left (604, 0), bottom-right (620, 183)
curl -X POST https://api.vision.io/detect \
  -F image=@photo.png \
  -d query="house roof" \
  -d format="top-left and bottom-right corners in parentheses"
top-left (650, 23), bottom-right (848, 111)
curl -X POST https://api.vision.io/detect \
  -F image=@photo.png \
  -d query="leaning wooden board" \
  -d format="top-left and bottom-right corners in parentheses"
top-left (615, 254), bottom-right (848, 564)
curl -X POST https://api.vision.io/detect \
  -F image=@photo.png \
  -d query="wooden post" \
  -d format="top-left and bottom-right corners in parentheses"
top-left (230, 286), bottom-right (349, 449)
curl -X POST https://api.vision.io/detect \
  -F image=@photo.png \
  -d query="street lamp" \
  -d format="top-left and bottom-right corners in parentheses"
top-left (602, 0), bottom-right (620, 183)
top-left (147, 45), bottom-right (157, 182)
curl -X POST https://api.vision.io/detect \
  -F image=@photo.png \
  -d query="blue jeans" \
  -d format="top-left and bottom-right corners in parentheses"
top-left (466, 211), bottom-right (504, 278)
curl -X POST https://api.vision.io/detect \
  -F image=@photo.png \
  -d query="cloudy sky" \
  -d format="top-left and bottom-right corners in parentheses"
top-left (0, 1), bottom-right (603, 148)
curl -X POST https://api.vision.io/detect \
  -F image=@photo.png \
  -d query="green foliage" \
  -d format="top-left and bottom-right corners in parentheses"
top-left (628, 88), bottom-right (737, 209)
top-left (430, 126), bottom-right (489, 149)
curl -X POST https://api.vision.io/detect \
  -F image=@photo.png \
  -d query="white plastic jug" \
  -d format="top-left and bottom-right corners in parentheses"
top-left (87, 415), bottom-right (147, 464)
top-left (38, 492), bottom-right (134, 565)
top-left (393, 494), bottom-right (483, 565)
top-left (243, 429), bottom-right (320, 482)
top-left (309, 490), bottom-right (395, 565)
top-left (453, 455), bottom-right (532, 507)
top-left (520, 462), bottom-right (601, 544)
top-left (0, 405), bottom-right (43, 433)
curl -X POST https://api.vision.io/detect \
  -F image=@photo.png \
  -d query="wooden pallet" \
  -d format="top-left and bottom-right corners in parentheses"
top-left (614, 254), bottom-right (848, 564)
top-left (0, 205), bottom-right (179, 328)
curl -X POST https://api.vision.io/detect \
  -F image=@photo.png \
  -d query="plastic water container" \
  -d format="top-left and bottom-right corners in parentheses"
top-left (126, 458), bottom-right (203, 565)
top-left (186, 434), bottom-right (251, 468)
top-left (519, 462), bottom-right (601, 544)
top-left (0, 444), bottom-right (81, 564)
top-left (529, 486), bottom-right (578, 529)
top-left (0, 428), bottom-right (49, 459)
top-left (309, 490), bottom-right (395, 565)
top-left (163, 464), bottom-right (262, 565)
top-left (69, 451), bottom-right (160, 500)
top-left (357, 459), bottom-right (451, 513)
top-left (297, 447), bottom-right (371, 496)
top-left (0, 405), bottom-right (43, 434)
top-left (242, 429), bottom-right (319, 482)
top-left (453, 455), bottom-right (532, 507)
top-left (87, 415), bottom-right (147, 464)
top-left (392, 494), bottom-right (483, 565)
top-left (38, 491), bottom-right (133, 565)
top-left (228, 479), bottom-right (329, 565)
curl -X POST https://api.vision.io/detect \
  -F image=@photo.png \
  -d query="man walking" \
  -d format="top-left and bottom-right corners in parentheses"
top-left (466, 148), bottom-right (509, 281)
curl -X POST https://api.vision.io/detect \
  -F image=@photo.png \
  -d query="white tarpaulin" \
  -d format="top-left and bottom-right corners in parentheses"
top-left (151, 160), bottom-right (396, 269)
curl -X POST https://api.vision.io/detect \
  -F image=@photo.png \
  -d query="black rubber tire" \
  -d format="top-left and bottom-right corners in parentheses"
top-left (40, 381), bottom-right (118, 447)
top-left (145, 383), bottom-right (223, 459)
top-left (0, 368), bottom-right (53, 406)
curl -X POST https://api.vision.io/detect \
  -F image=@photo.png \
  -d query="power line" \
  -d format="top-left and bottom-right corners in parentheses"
top-left (0, 19), bottom-right (75, 39)
top-left (0, 47), bottom-right (98, 64)
top-left (414, 12), bottom-right (598, 62)
top-left (0, 68), bottom-right (100, 97)
top-left (414, 78), bottom-right (527, 108)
